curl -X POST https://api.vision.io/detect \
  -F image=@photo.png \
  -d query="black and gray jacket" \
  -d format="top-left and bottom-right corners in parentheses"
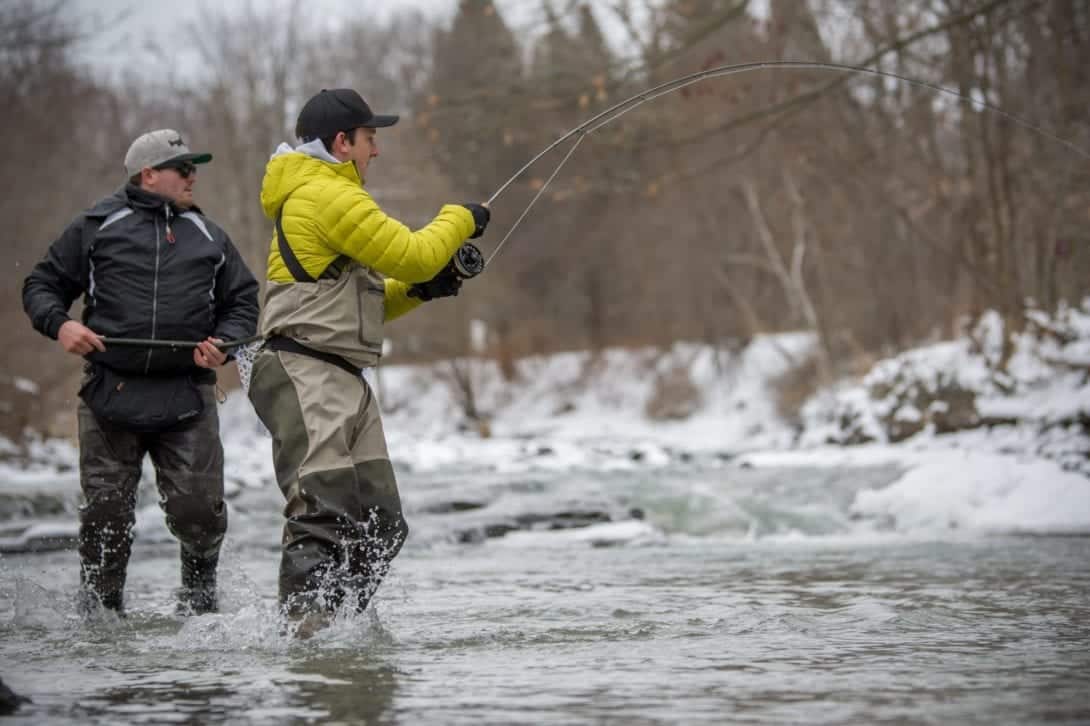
top-left (22, 184), bottom-right (260, 376)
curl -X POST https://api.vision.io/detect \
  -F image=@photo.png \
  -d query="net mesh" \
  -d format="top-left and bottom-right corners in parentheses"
top-left (233, 341), bottom-right (263, 393)
top-left (232, 339), bottom-right (376, 394)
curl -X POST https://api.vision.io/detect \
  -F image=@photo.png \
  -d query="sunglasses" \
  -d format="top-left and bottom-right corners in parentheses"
top-left (155, 161), bottom-right (197, 179)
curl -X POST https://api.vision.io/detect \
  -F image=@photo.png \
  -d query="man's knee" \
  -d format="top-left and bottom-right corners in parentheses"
top-left (80, 486), bottom-right (137, 530)
top-left (161, 487), bottom-right (227, 554)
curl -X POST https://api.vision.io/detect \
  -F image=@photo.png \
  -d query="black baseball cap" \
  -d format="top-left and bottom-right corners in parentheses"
top-left (295, 88), bottom-right (399, 140)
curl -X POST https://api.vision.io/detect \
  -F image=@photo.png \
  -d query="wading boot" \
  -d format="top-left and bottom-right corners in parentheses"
top-left (77, 566), bottom-right (125, 617)
top-left (280, 591), bottom-right (333, 640)
top-left (75, 586), bottom-right (125, 618)
top-left (0, 675), bottom-right (31, 715)
top-left (287, 610), bottom-right (332, 640)
top-left (177, 549), bottom-right (219, 615)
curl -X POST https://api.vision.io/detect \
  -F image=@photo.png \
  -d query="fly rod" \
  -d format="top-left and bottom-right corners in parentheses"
top-left (482, 59), bottom-right (1090, 266)
top-left (99, 335), bottom-right (263, 351)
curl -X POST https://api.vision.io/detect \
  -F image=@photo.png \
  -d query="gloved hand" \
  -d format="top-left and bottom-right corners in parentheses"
top-left (462, 203), bottom-right (491, 239)
top-left (407, 265), bottom-right (463, 301)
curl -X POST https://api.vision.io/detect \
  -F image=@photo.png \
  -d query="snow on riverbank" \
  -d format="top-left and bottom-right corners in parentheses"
top-left (3, 304), bottom-right (1090, 538)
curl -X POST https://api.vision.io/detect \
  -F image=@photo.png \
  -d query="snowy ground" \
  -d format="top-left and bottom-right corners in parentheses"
top-left (3, 304), bottom-right (1090, 548)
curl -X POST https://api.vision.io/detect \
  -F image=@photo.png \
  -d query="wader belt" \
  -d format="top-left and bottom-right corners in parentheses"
top-left (276, 207), bottom-right (349, 283)
top-left (265, 335), bottom-right (361, 377)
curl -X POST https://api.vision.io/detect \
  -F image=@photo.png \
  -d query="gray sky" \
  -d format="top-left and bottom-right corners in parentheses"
top-left (74, 0), bottom-right (454, 75)
top-left (70, 0), bottom-right (650, 83)
top-left (70, 0), bottom-right (775, 89)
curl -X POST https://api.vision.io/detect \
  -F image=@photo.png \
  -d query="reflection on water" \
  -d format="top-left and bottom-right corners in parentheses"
top-left (289, 655), bottom-right (400, 726)
top-left (75, 675), bottom-right (242, 724)
top-left (59, 657), bottom-right (401, 726)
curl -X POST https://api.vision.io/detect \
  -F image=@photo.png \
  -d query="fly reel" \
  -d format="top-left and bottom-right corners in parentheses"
top-left (450, 242), bottom-right (485, 279)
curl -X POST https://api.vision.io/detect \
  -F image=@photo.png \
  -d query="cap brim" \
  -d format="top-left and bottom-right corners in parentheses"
top-left (168, 152), bottom-right (213, 165)
top-left (364, 114), bottom-right (399, 128)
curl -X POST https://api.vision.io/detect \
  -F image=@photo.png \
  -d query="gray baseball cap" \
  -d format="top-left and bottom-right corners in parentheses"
top-left (124, 129), bottom-right (212, 176)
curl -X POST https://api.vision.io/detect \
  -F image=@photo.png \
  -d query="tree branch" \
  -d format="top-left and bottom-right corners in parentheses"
top-left (672, 0), bottom-right (1045, 150)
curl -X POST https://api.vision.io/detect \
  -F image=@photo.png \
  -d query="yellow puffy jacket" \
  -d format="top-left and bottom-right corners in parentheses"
top-left (259, 140), bottom-right (475, 321)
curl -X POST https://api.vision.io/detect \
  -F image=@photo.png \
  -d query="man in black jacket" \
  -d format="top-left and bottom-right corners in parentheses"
top-left (22, 129), bottom-right (259, 616)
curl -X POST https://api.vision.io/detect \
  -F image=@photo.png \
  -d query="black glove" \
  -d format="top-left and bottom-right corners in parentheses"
top-left (407, 265), bottom-right (463, 301)
top-left (462, 203), bottom-right (490, 239)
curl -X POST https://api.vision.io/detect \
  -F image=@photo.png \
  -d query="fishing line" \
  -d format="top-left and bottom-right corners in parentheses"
top-left (483, 59), bottom-right (1090, 264)
top-left (486, 132), bottom-right (588, 265)
top-left (100, 61), bottom-right (1084, 381)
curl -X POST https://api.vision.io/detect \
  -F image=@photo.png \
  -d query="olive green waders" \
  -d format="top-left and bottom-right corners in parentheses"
top-left (247, 348), bottom-right (407, 615)
top-left (77, 383), bottom-right (226, 614)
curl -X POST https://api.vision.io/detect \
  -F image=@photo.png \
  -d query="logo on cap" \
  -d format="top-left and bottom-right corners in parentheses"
top-left (169, 137), bottom-right (185, 147)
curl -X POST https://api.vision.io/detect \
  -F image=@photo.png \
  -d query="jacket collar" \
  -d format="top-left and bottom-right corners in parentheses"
top-left (271, 139), bottom-right (362, 184)
top-left (86, 184), bottom-right (204, 220)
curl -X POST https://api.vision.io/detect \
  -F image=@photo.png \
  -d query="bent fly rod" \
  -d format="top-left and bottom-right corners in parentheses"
top-left (476, 59), bottom-right (1090, 268)
top-left (94, 60), bottom-right (1089, 351)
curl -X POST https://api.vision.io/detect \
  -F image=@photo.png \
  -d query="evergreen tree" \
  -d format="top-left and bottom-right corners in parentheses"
top-left (527, 3), bottom-right (617, 134)
top-left (530, 2), bottom-right (580, 101)
top-left (420, 0), bottom-right (525, 198)
top-left (574, 4), bottom-right (613, 88)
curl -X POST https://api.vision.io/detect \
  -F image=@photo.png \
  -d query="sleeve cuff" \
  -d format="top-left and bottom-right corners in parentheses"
top-left (45, 314), bottom-right (71, 340)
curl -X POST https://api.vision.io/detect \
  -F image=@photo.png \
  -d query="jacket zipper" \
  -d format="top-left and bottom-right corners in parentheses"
top-left (144, 205), bottom-right (167, 373)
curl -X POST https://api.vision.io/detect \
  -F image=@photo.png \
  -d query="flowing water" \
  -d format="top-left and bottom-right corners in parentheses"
top-left (2, 463), bottom-right (1088, 724)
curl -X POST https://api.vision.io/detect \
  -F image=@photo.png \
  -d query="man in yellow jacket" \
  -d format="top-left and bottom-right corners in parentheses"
top-left (247, 89), bottom-right (489, 626)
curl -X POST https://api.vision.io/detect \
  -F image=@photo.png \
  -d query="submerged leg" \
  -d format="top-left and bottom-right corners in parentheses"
top-left (248, 350), bottom-right (407, 624)
top-left (76, 401), bottom-right (144, 614)
top-left (149, 384), bottom-right (226, 615)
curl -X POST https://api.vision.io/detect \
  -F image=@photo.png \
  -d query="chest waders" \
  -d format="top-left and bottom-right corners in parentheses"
top-left (247, 206), bottom-right (408, 619)
top-left (74, 215), bottom-right (227, 617)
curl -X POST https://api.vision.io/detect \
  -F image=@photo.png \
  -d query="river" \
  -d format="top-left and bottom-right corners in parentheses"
top-left (2, 462), bottom-right (1089, 724)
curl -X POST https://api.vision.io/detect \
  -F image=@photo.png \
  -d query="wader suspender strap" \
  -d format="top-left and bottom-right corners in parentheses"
top-left (268, 207), bottom-right (362, 377)
top-left (275, 207), bottom-right (315, 282)
top-left (275, 207), bottom-right (350, 283)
